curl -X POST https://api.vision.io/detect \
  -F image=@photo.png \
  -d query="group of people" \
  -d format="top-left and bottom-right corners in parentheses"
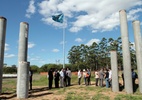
top-left (48, 68), bottom-right (72, 89)
top-left (78, 69), bottom-right (91, 86)
top-left (30, 67), bottom-right (138, 91)
top-left (78, 68), bottom-right (112, 88)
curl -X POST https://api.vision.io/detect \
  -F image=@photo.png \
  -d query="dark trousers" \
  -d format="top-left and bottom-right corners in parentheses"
top-left (29, 77), bottom-right (32, 90)
top-left (99, 78), bottom-right (103, 87)
top-left (78, 78), bottom-right (81, 85)
top-left (64, 78), bottom-right (67, 87)
top-left (67, 77), bottom-right (71, 86)
top-left (48, 79), bottom-right (53, 89)
top-left (95, 78), bottom-right (99, 86)
top-left (86, 77), bottom-right (89, 85)
top-left (132, 78), bottom-right (136, 91)
top-left (55, 79), bottom-right (59, 88)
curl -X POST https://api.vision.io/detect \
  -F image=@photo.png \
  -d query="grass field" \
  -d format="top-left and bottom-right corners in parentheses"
top-left (0, 72), bottom-right (142, 100)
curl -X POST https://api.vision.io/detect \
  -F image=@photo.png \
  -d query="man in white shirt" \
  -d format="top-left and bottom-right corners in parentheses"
top-left (78, 69), bottom-right (82, 85)
top-left (60, 69), bottom-right (64, 88)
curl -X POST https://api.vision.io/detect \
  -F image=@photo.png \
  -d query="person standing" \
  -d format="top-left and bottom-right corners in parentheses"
top-left (29, 68), bottom-right (33, 90)
top-left (83, 69), bottom-right (87, 85)
top-left (66, 68), bottom-right (71, 86)
top-left (99, 68), bottom-right (105, 87)
top-left (108, 68), bottom-right (112, 87)
top-left (104, 69), bottom-right (109, 88)
top-left (95, 69), bottom-right (99, 86)
top-left (54, 69), bottom-right (60, 88)
top-left (78, 69), bottom-right (82, 85)
top-left (86, 69), bottom-right (91, 85)
top-left (63, 68), bottom-right (68, 87)
top-left (60, 68), bottom-right (64, 88)
top-left (48, 68), bottom-right (53, 89)
top-left (132, 69), bottom-right (137, 91)
top-left (121, 69), bottom-right (124, 87)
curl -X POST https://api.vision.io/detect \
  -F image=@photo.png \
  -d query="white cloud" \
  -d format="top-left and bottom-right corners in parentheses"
top-left (75, 38), bottom-right (83, 43)
top-left (52, 49), bottom-right (59, 52)
top-left (28, 42), bottom-right (35, 48)
top-left (5, 43), bottom-right (9, 51)
top-left (127, 8), bottom-right (142, 21)
top-left (29, 56), bottom-right (45, 64)
top-left (25, 0), bottom-right (36, 18)
top-left (86, 39), bottom-right (100, 46)
top-left (5, 53), bottom-right (16, 58)
top-left (37, 0), bottom-right (142, 33)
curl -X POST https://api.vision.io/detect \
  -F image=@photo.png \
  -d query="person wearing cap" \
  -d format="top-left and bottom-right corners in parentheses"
top-left (83, 69), bottom-right (87, 85)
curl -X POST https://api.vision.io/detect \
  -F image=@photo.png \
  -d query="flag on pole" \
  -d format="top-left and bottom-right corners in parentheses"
top-left (52, 14), bottom-right (64, 23)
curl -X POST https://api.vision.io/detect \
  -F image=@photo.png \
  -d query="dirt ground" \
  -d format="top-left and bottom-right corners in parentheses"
top-left (0, 82), bottom-right (128, 100)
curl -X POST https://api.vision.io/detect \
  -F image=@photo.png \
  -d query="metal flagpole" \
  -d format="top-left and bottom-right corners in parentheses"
top-left (63, 17), bottom-right (65, 69)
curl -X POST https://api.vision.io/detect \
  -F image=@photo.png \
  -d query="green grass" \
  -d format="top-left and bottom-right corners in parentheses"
top-left (32, 74), bottom-right (48, 86)
top-left (114, 94), bottom-right (142, 100)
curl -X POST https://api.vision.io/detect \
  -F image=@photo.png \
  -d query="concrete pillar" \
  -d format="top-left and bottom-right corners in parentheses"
top-left (110, 51), bottom-right (119, 92)
top-left (0, 17), bottom-right (7, 94)
top-left (18, 22), bottom-right (28, 62)
top-left (17, 61), bottom-right (29, 98)
top-left (17, 22), bottom-right (29, 98)
top-left (132, 20), bottom-right (142, 93)
top-left (119, 10), bottom-right (133, 93)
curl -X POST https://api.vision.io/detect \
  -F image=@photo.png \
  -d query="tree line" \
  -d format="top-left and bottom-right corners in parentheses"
top-left (3, 37), bottom-right (136, 74)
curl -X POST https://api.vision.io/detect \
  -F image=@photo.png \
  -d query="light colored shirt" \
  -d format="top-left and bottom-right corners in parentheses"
top-left (60, 71), bottom-right (64, 77)
top-left (83, 72), bottom-right (86, 77)
top-left (95, 71), bottom-right (99, 78)
top-left (78, 71), bottom-right (82, 78)
top-left (109, 70), bottom-right (112, 79)
top-left (66, 70), bottom-right (71, 78)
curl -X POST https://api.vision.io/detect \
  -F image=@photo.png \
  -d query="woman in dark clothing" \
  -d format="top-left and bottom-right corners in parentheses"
top-left (54, 69), bottom-right (60, 88)
top-left (48, 68), bottom-right (53, 89)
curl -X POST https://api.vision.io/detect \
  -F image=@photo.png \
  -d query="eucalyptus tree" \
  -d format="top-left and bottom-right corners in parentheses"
top-left (68, 45), bottom-right (81, 64)
top-left (88, 42), bottom-right (99, 70)
top-left (116, 37), bottom-right (123, 68)
top-left (108, 37), bottom-right (122, 67)
top-left (98, 37), bottom-right (109, 67)
top-left (129, 42), bottom-right (136, 69)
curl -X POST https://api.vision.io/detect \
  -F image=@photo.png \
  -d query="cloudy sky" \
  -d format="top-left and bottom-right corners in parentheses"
top-left (0, 0), bottom-right (142, 67)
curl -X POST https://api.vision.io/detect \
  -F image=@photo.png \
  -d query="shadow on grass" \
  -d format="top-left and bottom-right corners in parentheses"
top-left (0, 92), bottom-right (16, 100)
top-left (0, 87), bottom-right (54, 99)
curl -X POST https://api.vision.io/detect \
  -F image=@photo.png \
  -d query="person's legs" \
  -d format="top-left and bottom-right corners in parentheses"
top-left (84, 77), bottom-right (86, 85)
top-left (68, 77), bottom-right (71, 86)
top-left (100, 79), bottom-right (103, 87)
top-left (78, 78), bottom-right (81, 85)
top-left (29, 78), bottom-right (32, 90)
top-left (96, 78), bottom-right (98, 86)
top-left (105, 78), bottom-right (109, 88)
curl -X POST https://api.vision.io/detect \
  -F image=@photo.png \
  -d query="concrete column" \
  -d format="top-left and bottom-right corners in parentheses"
top-left (132, 20), bottom-right (142, 93)
top-left (18, 22), bottom-right (29, 62)
top-left (17, 22), bottom-right (29, 98)
top-left (119, 10), bottom-right (133, 93)
top-left (17, 61), bottom-right (29, 98)
top-left (0, 17), bottom-right (7, 94)
top-left (110, 51), bottom-right (119, 92)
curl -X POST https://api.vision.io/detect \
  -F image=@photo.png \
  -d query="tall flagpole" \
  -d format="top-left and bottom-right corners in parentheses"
top-left (63, 16), bottom-right (65, 69)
